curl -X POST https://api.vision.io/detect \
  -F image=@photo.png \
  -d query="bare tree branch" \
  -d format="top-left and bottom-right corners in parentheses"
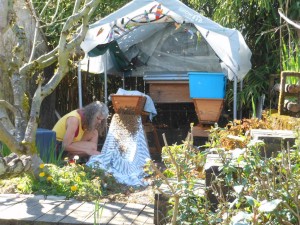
top-left (0, 100), bottom-right (18, 116)
top-left (20, 47), bottom-right (58, 76)
top-left (27, 0), bottom-right (41, 62)
top-left (51, 0), bottom-right (62, 23)
top-left (73, 0), bottom-right (82, 15)
top-left (0, 122), bottom-right (24, 155)
top-left (278, 8), bottom-right (300, 30)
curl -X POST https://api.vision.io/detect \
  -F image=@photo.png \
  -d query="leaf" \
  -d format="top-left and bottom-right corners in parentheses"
top-left (233, 185), bottom-right (244, 194)
top-left (258, 199), bottom-right (282, 213)
top-left (229, 198), bottom-right (239, 209)
top-left (231, 211), bottom-right (252, 224)
top-left (245, 196), bottom-right (256, 206)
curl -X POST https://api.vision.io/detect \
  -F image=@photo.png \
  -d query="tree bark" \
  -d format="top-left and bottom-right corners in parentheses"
top-left (0, 0), bottom-right (101, 179)
top-left (0, 153), bottom-right (32, 178)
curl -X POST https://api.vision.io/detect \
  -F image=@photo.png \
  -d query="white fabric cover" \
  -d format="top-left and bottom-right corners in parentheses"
top-left (86, 114), bottom-right (150, 186)
top-left (80, 0), bottom-right (252, 81)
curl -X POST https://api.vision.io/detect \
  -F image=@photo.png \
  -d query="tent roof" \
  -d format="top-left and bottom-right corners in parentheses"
top-left (81, 0), bottom-right (252, 81)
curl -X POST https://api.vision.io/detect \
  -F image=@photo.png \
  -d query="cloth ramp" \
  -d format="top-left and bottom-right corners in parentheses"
top-left (87, 114), bottom-right (150, 186)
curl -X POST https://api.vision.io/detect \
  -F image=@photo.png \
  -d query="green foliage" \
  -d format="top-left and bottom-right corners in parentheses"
top-left (0, 142), bottom-right (11, 157)
top-left (206, 118), bottom-right (271, 150)
top-left (93, 198), bottom-right (104, 224)
top-left (152, 120), bottom-right (300, 224)
top-left (217, 137), bottom-right (300, 224)
top-left (150, 132), bottom-right (209, 224)
top-left (161, 137), bottom-right (207, 182)
top-left (32, 0), bottom-right (131, 48)
top-left (251, 96), bottom-right (257, 118)
top-left (185, 0), bottom-right (299, 114)
top-left (282, 37), bottom-right (300, 72)
top-left (12, 161), bottom-right (119, 201)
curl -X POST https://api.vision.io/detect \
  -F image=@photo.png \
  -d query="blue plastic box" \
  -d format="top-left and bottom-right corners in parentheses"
top-left (36, 128), bottom-right (56, 162)
top-left (188, 72), bottom-right (226, 99)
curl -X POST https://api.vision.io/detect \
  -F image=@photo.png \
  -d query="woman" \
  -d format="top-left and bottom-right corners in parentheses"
top-left (52, 101), bottom-right (109, 158)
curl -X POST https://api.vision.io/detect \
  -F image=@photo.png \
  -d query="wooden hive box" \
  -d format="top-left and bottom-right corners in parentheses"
top-left (193, 98), bottom-right (224, 123)
top-left (111, 95), bottom-right (146, 115)
top-left (148, 81), bottom-right (193, 103)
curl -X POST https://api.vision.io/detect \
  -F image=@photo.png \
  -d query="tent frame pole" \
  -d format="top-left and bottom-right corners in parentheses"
top-left (122, 72), bottom-right (125, 89)
top-left (104, 51), bottom-right (108, 105)
top-left (239, 80), bottom-right (243, 119)
top-left (77, 62), bottom-right (83, 108)
top-left (233, 75), bottom-right (237, 120)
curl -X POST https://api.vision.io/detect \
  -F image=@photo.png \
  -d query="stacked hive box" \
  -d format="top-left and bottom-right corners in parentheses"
top-left (188, 72), bottom-right (227, 136)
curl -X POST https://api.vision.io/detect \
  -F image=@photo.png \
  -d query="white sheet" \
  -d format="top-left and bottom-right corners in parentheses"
top-left (86, 114), bottom-right (150, 186)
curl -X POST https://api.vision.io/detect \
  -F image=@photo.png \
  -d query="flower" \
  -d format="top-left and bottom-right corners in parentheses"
top-left (39, 164), bottom-right (45, 169)
top-left (70, 185), bottom-right (78, 191)
top-left (39, 172), bottom-right (45, 177)
top-left (73, 155), bottom-right (79, 160)
top-left (17, 184), bottom-right (24, 190)
top-left (75, 176), bottom-right (81, 182)
top-left (46, 176), bottom-right (52, 181)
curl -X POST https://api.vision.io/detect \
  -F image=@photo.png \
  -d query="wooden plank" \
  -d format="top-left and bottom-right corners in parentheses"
top-left (278, 71), bottom-right (300, 116)
top-left (0, 194), bottom-right (30, 211)
top-left (59, 201), bottom-right (96, 225)
top-left (250, 129), bottom-right (295, 139)
top-left (85, 202), bottom-right (125, 225)
top-left (192, 125), bottom-right (210, 137)
top-left (132, 204), bottom-right (154, 225)
top-left (146, 80), bottom-right (189, 84)
top-left (250, 129), bottom-right (296, 158)
top-left (0, 195), bottom-right (44, 220)
top-left (0, 195), bottom-right (65, 223)
top-left (149, 83), bottom-right (192, 103)
top-left (108, 203), bottom-right (146, 225)
top-left (34, 199), bottom-right (85, 225)
top-left (0, 194), bottom-right (154, 225)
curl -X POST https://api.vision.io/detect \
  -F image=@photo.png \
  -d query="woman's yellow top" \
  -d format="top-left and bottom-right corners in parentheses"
top-left (52, 110), bottom-right (84, 142)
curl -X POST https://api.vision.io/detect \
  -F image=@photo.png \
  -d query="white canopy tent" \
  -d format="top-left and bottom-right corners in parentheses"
top-left (79, 0), bottom-right (252, 119)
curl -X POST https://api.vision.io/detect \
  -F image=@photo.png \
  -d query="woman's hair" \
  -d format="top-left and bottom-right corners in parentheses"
top-left (82, 101), bottom-right (109, 133)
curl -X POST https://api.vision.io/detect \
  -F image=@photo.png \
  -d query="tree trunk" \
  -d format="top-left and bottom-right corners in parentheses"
top-left (39, 65), bottom-right (57, 129)
top-left (0, 0), bottom-right (101, 179)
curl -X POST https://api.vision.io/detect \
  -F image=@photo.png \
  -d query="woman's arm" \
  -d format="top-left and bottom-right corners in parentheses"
top-left (63, 116), bottom-right (100, 157)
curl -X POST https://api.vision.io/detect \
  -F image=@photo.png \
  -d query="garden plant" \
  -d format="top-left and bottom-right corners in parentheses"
top-left (149, 120), bottom-right (300, 225)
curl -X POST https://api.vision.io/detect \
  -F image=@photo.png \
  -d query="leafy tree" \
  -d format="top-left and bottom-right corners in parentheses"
top-left (185, 0), bottom-right (299, 116)
top-left (0, 0), bottom-right (108, 178)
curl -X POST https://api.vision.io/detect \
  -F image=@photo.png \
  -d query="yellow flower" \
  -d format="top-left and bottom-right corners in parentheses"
top-left (80, 171), bottom-right (86, 177)
top-left (75, 176), bottom-right (81, 182)
top-left (39, 172), bottom-right (45, 177)
top-left (39, 164), bottom-right (45, 169)
top-left (17, 184), bottom-right (24, 190)
top-left (70, 185), bottom-right (77, 191)
top-left (46, 176), bottom-right (52, 181)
